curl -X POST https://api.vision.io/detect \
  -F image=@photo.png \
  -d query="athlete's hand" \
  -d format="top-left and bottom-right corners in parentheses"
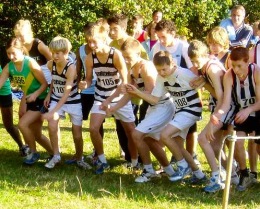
top-left (189, 76), bottom-right (205, 89)
top-left (234, 109), bottom-right (250, 124)
top-left (78, 81), bottom-right (88, 90)
top-left (42, 111), bottom-right (59, 121)
top-left (205, 122), bottom-right (216, 141)
top-left (100, 100), bottom-right (109, 111)
top-left (26, 93), bottom-right (37, 103)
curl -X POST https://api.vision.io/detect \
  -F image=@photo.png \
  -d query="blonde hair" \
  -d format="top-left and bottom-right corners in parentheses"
top-left (49, 36), bottom-right (72, 53)
top-left (85, 23), bottom-right (108, 41)
top-left (121, 37), bottom-right (141, 53)
top-left (207, 26), bottom-right (230, 50)
top-left (13, 19), bottom-right (33, 38)
top-left (188, 40), bottom-right (209, 59)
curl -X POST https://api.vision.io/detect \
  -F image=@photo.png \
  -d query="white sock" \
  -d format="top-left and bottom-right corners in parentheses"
top-left (193, 169), bottom-right (205, 179)
top-left (177, 158), bottom-right (188, 168)
top-left (164, 165), bottom-right (175, 176)
top-left (144, 164), bottom-right (155, 173)
top-left (131, 159), bottom-right (138, 167)
top-left (54, 154), bottom-right (61, 160)
top-left (98, 154), bottom-right (107, 164)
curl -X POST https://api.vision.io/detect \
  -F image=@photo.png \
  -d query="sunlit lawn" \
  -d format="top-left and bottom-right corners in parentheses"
top-left (0, 100), bottom-right (259, 209)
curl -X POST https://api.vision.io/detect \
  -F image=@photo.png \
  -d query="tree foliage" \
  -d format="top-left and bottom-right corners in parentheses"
top-left (0, 0), bottom-right (259, 64)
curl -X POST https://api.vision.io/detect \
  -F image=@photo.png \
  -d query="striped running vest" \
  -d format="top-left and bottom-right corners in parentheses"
top-left (232, 63), bottom-right (257, 117)
top-left (92, 47), bottom-right (122, 103)
top-left (51, 61), bottom-right (81, 104)
top-left (163, 67), bottom-right (202, 119)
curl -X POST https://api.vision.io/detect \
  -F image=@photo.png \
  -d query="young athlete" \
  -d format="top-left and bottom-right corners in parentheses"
top-left (78, 23), bottom-right (138, 174)
top-left (151, 19), bottom-right (200, 167)
top-left (42, 36), bottom-right (90, 170)
top-left (211, 46), bottom-right (260, 191)
top-left (0, 65), bottom-right (28, 156)
top-left (188, 40), bottom-right (238, 193)
top-left (75, 22), bottom-right (104, 163)
top-left (0, 37), bottom-right (52, 165)
top-left (107, 14), bottom-right (149, 164)
top-left (126, 51), bottom-right (206, 183)
top-left (107, 38), bottom-right (175, 182)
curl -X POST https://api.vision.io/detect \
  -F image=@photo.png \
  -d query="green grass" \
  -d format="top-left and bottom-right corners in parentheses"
top-left (0, 101), bottom-right (259, 209)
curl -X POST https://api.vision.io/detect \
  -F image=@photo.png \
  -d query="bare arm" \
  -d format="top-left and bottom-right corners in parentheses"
top-left (76, 47), bottom-right (83, 84)
top-left (38, 41), bottom-right (52, 61)
top-left (0, 64), bottom-right (10, 89)
top-left (78, 53), bottom-right (93, 90)
top-left (126, 84), bottom-right (160, 105)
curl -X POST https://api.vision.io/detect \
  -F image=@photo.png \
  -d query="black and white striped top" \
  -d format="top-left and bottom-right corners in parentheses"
top-left (92, 47), bottom-right (122, 103)
top-left (152, 66), bottom-right (202, 119)
top-left (232, 63), bottom-right (256, 117)
top-left (51, 61), bottom-right (81, 104)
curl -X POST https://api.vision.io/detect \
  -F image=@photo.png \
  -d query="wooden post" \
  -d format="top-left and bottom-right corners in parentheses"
top-left (222, 131), bottom-right (236, 209)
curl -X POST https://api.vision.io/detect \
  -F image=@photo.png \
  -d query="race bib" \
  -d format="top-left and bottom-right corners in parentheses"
top-left (174, 97), bottom-right (188, 108)
top-left (13, 75), bottom-right (26, 86)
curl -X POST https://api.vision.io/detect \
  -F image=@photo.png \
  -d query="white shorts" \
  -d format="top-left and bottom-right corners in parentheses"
top-left (136, 100), bottom-right (175, 140)
top-left (169, 111), bottom-right (199, 140)
top-left (91, 100), bottom-right (135, 123)
top-left (49, 101), bottom-right (83, 126)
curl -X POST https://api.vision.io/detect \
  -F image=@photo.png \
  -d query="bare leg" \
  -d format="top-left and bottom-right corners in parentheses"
top-left (89, 113), bottom-right (106, 155)
top-left (132, 130), bottom-right (151, 165)
top-left (1, 106), bottom-right (23, 148)
top-left (120, 121), bottom-right (138, 160)
top-left (72, 124), bottom-right (83, 161)
top-left (18, 110), bottom-right (42, 152)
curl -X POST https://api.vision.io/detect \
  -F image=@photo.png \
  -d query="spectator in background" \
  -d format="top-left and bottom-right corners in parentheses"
top-left (131, 15), bottom-right (148, 44)
top-left (142, 22), bottom-right (158, 59)
top-left (250, 21), bottom-right (260, 47)
top-left (144, 10), bottom-right (163, 30)
top-left (220, 5), bottom-right (252, 48)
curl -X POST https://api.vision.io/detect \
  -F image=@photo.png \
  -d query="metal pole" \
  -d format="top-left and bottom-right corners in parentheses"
top-left (222, 131), bottom-right (236, 209)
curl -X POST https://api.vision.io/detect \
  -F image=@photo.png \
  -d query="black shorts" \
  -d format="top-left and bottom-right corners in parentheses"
top-left (81, 93), bottom-right (95, 120)
top-left (188, 122), bottom-right (197, 134)
top-left (0, 94), bottom-right (13, 108)
top-left (234, 116), bottom-right (260, 135)
top-left (26, 98), bottom-right (44, 112)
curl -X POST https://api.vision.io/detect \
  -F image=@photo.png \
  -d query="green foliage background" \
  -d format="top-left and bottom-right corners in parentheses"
top-left (0, 0), bottom-right (259, 64)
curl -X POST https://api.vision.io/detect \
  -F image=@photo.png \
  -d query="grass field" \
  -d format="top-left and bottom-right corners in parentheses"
top-left (0, 101), bottom-right (259, 209)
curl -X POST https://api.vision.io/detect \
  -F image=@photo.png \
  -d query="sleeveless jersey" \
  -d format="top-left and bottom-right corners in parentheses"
top-left (51, 61), bottom-right (81, 104)
top-left (155, 39), bottom-right (189, 68)
top-left (29, 38), bottom-right (47, 66)
top-left (92, 47), bottom-right (122, 103)
top-left (162, 67), bottom-right (202, 118)
top-left (0, 66), bottom-right (11, 95)
top-left (136, 30), bottom-right (146, 43)
top-left (79, 44), bottom-right (96, 94)
top-left (219, 51), bottom-right (230, 70)
top-left (200, 58), bottom-right (226, 108)
top-left (8, 56), bottom-right (47, 99)
top-left (232, 63), bottom-right (257, 117)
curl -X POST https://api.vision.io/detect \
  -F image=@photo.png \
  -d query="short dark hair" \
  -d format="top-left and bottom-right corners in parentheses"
top-left (155, 20), bottom-right (176, 33)
top-left (107, 14), bottom-right (128, 29)
top-left (230, 47), bottom-right (249, 62)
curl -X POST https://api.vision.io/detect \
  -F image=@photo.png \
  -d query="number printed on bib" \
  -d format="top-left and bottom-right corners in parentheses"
top-left (174, 97), bottom-right (188, 108)
top-left (100, 78), bottom-right (115, 86)
top-left (13, 75), bottom-right (26, 86)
